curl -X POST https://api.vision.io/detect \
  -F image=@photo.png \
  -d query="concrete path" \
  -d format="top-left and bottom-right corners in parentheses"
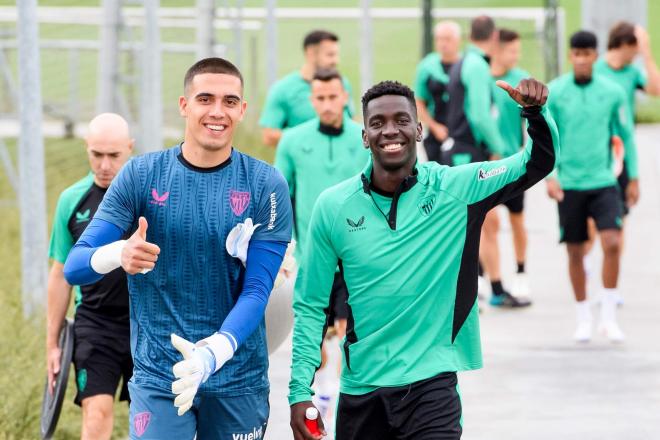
top-left (265, 124), bottom-right (660, 440)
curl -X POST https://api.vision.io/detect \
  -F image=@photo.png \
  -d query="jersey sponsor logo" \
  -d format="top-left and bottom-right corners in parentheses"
top-left (133, 411), bottom-right (152, 437)
top-left (75, 209), bottom-right (91, 223)
top-left (346, 216), bottom-right (366, 231)
top-left (150, 189), bottom-right (170, 206)
top-left (231, 424), bottom-right (265, 440)
top-left (418, 195), bottom-right (436, 217)
top-left (267, 193), bottom-right (277, 230)
top-left (478, 166), bottom-right (507, 181)
top-left (230, 190), bottom-right (251, 216)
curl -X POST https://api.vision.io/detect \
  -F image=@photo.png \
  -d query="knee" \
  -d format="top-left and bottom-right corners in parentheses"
top-left (82, 400), bottom-right (113, 431)
top-left (566, 245), bottom-right (585, 263)
top-left (601, 234), bottom-right (622, 256)
top-left (482, 213), bottom-right (500, 235)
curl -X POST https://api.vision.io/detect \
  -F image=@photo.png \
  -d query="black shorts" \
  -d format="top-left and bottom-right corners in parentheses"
top-left (73, 319), bottom-right (133, 406)
top-left (558, 186), bottom-right (623, 243)
top-left (328, 272), bottom-right (349, 325)
top-left (502, 193), bottom-right (524, 214)
top-left (441, 141), bottom-right (489, 167)
top-left (335, 372), bottom-right (462, 440)
top-left (617, 163), bottom-right (630, 216)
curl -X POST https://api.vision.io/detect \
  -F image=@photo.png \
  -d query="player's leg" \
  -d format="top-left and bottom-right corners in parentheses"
top-left (391, 372), bottom-right (462, 440)
top-left (128, 381), bottom-right (196, 440)
top-left (558, 190), bottom-right (592, 341)
top-left (506, 194), bottom-right (529, 298)
top-left (591, 186), bottom-right (625, 341)
top-left (335, 388), bottom-right (394, 440)
top-left (81, 395), bottom-right (114, 440)
top-left (72, 327), bottom-right (123, 440)
top-left (196, 389), bottom-right (269, 440)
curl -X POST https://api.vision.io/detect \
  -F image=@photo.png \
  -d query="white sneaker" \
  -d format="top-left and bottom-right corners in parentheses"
top-left (597, 320), bottom-right (625, 342)
top-left (598, 290), bottom-right (625, 342)
top-left (511, 272), bottom-right (530, 298)
top-left (574, 320), bottom-right (592, 342)
top-left (574, 301), bottom-right (592, 342)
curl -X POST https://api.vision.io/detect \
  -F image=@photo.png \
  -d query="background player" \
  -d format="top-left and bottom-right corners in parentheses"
top-left (260, 29), bottom-right (354, 147)
top-left (491, 28), bottom-right (532, 298)
top-left (46, 113), bottom-right (133, 440)
top-left (546, 31), bottom-right (636, 343)
top-left (289, 78), bottom-right (557, 440)
top-left (274, 67), bottom-right (369, 422)
top-left (446, 16), bottom-right (530, 307)
top-left (414, 20), bottom-right (462, 163)
top-left (63, 58), bottom-right (292, 439)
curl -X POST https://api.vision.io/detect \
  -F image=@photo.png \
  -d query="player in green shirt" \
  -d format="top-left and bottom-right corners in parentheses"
top-left (46, 113), bottom-right (134, 440)
top-left (275, 68), bottom-right (368, 419)
top-left (446, 16), bottom-right (529, 308)
top-left (491, 28), bottom-right (532, 299)
top-left (259, 30), bottom-right (354, 147)
top-left (289, 78), bottom-right (557, 439)
top-left (546, 31), bottom-right (636, 343)
top-left (414, 20), bottom-right (461, 163)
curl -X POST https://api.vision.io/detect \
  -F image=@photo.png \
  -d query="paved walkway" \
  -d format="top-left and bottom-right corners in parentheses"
top-left (265, 125), bottom-right (660, 439)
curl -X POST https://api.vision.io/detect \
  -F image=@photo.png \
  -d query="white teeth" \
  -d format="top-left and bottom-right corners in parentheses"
top-left (207, 124), bottom-right (225, 131)
top-left (383, 143), bottom-right (403, 151)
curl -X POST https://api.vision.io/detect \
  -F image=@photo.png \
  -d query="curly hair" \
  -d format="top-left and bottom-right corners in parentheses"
top-left (361, 80), bottom-right (416, 119)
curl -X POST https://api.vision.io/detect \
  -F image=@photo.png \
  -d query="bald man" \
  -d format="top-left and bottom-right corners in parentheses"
top-left (46, 113), bottom-right (134, 440)
top-left (415, 20), bottom-right (462, 163)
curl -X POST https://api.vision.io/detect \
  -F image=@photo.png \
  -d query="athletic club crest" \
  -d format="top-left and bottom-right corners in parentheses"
top-left (230, 190), bottom-right (251, 216)
top-left (133, 412), bottom-right (151, 437)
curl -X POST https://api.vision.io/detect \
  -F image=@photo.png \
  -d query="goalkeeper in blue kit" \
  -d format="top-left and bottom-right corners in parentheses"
top-left (63, 58), bottom-right (292, 439)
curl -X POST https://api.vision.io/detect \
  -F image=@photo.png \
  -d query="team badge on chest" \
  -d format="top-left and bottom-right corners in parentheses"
top-left (230, 190), bottom-right (251, 216)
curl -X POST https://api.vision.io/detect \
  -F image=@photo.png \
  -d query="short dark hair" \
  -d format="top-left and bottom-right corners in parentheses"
top-left (183, 57), bottom-right (243, 95)
top-left (471, 16), bottom-right (496, 41)
top-left (608, 21), bottom-right (637, 50)
top-left (303, 30), bottom-right (339, 50)
top-left (312, 68), bottom-right (342, 83)
top-left (361, 81), bottom-right (416, 119)
top-left (570, 30), bottom-right (598, 49)
top-left (499, 28), bottom-right (520, 44)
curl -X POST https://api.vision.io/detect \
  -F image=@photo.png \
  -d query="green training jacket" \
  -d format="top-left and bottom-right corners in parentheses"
top-left (288, 105), bottom-right (559, 404)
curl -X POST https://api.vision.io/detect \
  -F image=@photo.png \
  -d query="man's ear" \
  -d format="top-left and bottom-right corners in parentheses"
top-left (179, 95), bottom-right (187, 117)
top-left (362, 128), bottom-right (369, 148)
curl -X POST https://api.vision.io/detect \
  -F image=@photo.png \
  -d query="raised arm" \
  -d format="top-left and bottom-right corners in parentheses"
top-left (444, 78), bottom-right (559, 210)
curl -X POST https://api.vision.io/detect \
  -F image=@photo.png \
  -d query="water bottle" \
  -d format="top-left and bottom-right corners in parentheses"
top-left (304, 407), bottom-right (321, 436)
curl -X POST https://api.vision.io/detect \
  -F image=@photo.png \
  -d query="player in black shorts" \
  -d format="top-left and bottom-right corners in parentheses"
top-left (46, 113), bottom-right (134, 439)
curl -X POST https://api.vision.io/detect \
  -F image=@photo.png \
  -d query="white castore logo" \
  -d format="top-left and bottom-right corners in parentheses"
top-left (478, 166), bottom-right (507, 181)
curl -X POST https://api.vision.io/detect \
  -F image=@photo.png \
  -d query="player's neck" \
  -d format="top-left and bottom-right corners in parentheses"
top-left (491, 62), bottom-right (508, 77)
top-left (371, 163), bottom-right (415, 194)
top-left (180, 141), bottom-right (232, 169)
top-left (300, 63), bottom-right (315, 82)
top-left (605, 51), bottom-right (626, 69)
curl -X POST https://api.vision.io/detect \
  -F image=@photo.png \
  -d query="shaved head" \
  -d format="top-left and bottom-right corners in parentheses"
top-left (85, 113), bottom-right (133, 188)
top-left (87, 112), bottom-right (131, 142)
top-left (433, 20), bottom-right (462, 62)
top-left (434, 20), bottom-right (461, 40)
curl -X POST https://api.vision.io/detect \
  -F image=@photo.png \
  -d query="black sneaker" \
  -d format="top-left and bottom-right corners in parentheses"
top-left (489, 291), bottom-right (532, 308)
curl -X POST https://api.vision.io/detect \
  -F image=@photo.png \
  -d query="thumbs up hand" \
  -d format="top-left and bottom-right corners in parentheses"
top-left (121, 216), bottom-right (161, 275)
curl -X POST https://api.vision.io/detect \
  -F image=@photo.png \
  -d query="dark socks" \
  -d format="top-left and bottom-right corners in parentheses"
top-left (517, 262), bottom-right (525, 274)
top-left (491, 280), bottom-right (505, 296)
top-left (478, 261), bottom-right (484, 277)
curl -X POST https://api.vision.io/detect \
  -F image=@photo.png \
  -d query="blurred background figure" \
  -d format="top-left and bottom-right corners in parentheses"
top-left (46, 113), bottom-right (134, 440)
top-left (491, 28), bottom-right (532, 299)
top-left (414, 20), bottom-right (461, 163)
top-left (259, 29), bottom-right (354, 147)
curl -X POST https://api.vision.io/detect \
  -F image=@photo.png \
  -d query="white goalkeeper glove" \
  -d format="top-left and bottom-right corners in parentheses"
top-left (171, 332), bottom-right (234, 416)
top-left (226, 218), bottom-right (261, 266)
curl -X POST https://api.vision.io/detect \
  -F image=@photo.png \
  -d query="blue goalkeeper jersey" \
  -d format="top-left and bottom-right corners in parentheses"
top-left (94, 145), bottom-right (292, 394)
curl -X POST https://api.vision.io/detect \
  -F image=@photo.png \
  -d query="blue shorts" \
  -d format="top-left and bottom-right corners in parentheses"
top-left (128, 381), bottom-right (269, 440)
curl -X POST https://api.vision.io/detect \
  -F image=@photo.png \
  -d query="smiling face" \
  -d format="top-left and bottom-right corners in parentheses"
top-left (179, 72), bottom-right (247, 153)
top-left (363, 94), bottom-right (422, 173)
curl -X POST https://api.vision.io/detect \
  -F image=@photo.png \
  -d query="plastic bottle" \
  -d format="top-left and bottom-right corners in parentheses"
top-left (304, 407), bottom-right (321, 436)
